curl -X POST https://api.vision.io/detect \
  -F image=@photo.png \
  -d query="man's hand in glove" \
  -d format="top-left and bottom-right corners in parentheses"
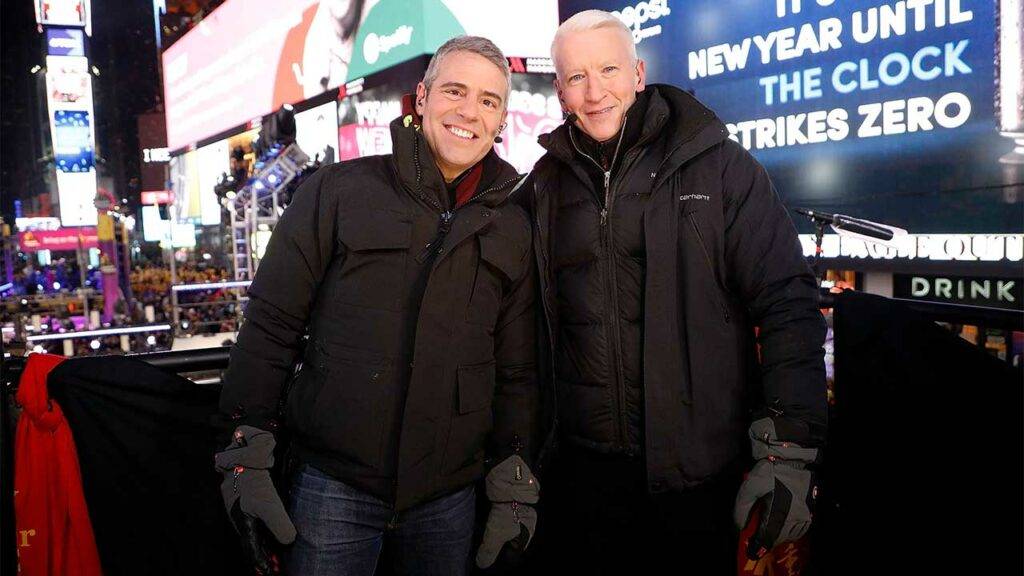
top-left (476, 454), bottom-right (540, 570)
top-left (214, 425), bottom-right (296, 575)
top-left (734, 417), bottom-right (820, 560)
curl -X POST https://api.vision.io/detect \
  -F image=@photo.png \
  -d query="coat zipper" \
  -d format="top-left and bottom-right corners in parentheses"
top-left (686, 212), bottom-right (731, 323)
top-left (409, 130), bottom-right (521, 264)
top-left (567, 123), bottom-right (634, 453)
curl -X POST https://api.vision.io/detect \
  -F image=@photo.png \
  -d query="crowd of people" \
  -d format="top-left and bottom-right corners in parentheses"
top-left (130, 264), bottom-right (241, 335)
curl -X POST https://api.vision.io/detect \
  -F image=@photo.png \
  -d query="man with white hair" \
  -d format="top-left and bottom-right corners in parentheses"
top-left (521, 10), bottom-right (827, 573)
top-left (216, 36), bottom-right (541, 576)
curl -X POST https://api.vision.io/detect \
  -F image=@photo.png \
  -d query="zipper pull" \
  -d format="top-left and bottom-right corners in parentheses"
top-left (600, 209), bottom-right (608, 226)
top-left (415, 211), bottom-right (456, 263)
top-left (603, 171), bottom-right (611, 191)
top-left (439, 210), bottom-right (454, 232)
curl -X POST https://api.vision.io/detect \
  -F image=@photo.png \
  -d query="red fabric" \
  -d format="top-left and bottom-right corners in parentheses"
top-left (453, 162), bottom-right (483, 208)
top-left (14, 353), bottom-right (103, 576)
top-left (737, 506), bottom-right (810, 576)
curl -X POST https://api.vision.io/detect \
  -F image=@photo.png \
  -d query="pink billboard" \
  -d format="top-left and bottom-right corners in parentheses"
top-left (19, 228), bottom-right (98, 252)
top-left (162, 0), bottom-right (362, 152)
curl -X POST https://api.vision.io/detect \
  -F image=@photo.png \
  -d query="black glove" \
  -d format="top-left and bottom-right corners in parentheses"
top-left (214, 426), bottom-right (296, 575)
top-left (734, 417), bottom-right (820, 560)
top-left (475, 455), bottom-right (540, 570)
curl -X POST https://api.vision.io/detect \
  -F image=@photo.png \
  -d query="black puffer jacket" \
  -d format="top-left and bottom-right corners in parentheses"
top-left (524, 84), bottom-right (827, 491)
top-left (220, 114), bottom-right (540, 511)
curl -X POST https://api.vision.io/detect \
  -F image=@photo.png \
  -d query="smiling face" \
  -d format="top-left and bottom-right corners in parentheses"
top-left (553, 26), bottom-right (646, 142)
top-left (415, 51), bottom-right (508, 182)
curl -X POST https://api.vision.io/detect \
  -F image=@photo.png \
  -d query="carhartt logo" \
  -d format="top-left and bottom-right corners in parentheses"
top-left (679, 194), bottom-right (710, 202)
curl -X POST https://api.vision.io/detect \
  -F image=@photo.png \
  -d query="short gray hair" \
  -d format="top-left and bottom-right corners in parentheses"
top-left (551, 10), bottom-right (637, 75)
top-left (423, 36), bottom-right (512, 101)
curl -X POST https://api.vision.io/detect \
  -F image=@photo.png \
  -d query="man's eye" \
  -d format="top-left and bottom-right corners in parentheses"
top-left (603, 66), bottom-right (618, 74)
top-left (445, 89), bottom-right (461, 97)
top-left (570, 74), bottom-right (584, 83)
top-left (483, 99), bottom-right (497, 108)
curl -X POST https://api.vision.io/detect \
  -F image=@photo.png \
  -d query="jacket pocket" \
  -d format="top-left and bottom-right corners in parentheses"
top-left (442, 360), bottom-right (496, 475)
top-left (684, 209), bottom-right (732, 324)
top-left (337, 211), bottom-right (411, 311)
top-left (467, 233), bottom-right (522, 326)
top-left (305, 345), bottom-right (392, 469)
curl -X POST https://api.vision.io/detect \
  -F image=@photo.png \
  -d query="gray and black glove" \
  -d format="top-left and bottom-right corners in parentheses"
top-left (734, 417), bottom-right (820, 560)
top-left (214, 425), bottom-right (296, 575)
top-left (475, 455), bottom-right (541, 570)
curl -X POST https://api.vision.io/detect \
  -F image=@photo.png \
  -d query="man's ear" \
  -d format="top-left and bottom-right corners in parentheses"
top-left (635, 59), bottom-right (647, 92)
top-left (553, 77), bottom-right (568, 114)
top-left (415, 82), bottom-right (427, 116)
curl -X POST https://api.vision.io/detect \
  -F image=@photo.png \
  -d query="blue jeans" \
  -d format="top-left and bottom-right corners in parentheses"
top-left (286, 465), bottom-right (476, 576)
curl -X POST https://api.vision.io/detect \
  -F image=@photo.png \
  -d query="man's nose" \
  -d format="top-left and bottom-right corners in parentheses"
top-left (455, 98), bottom-right (480, 122)
top-left (585, 76), bottom-right (605, 103)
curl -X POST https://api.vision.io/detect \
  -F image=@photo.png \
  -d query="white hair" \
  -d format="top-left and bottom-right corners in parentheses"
top-left (551, 10), bottom-right (637, 76)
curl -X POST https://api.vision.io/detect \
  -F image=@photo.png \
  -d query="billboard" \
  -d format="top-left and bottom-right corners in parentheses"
top-left (45, 55), bottom-right (97, 226)
top-left (162, 0), bottom-right (558, 151)
top-left (338, 83), bottom-right (406, 160)
top-left (46, 28), bottom-right (85, 56)
top-left (35, 0), bottom-right (92, 34)
top-left (494, 72), bottom-right (561, 174)
top-left (18, 228), bottom-right (99, 252)
top-left (558, 0), bottom-right (1023, 234)
top-left (196, 140), bottom-right (229, 225)
top-left (53, 110), bottom-right (94, 172)
top-left (141, 206), bottom-right (198, 247)
top-left (295, 101), bottom-right (340, 164)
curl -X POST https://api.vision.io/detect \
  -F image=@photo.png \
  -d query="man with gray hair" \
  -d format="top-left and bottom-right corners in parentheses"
top-left (216, 35), bottom-right (541, 576)
top-left (521, 9), bottom-right (827, 573)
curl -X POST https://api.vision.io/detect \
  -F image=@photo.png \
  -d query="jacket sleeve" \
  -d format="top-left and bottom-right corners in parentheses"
top-left (719, 140), bottom-right (828, 444)
top-left (490, 225), bottom-right (541, 465)
top-left (218, 165), bottom-right (339, 431)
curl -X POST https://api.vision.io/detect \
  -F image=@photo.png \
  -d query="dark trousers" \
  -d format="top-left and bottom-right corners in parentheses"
top-left (530, 447), bottom-right (740, 575)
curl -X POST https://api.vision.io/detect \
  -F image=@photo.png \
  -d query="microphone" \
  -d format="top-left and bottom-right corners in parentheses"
top-left (565, 112), bottom-right (578, 123)
top-left (794, 208), bottom-right (899, 242)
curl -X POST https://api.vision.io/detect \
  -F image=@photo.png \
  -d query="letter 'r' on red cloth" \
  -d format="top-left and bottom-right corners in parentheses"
top-left (14, 353), bottom-right (103, 576)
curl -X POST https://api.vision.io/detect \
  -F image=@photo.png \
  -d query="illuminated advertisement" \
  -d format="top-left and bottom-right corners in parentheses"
top-left (18, 228), bottom-right (99, 252)
top-left (45, 55), bottom-right (97, 226)
top-left (196, 140), bottom-right (229, 225)
top-left (494, 72), bottom-right (560, 174)
top-left (168, 150), bottom-right (198, 223)
top-left (55, 171), bottom-right (98, 226)
top-left (35, 0), bottom-right (92, 34)
top-left (46, 27), bottom-right (85, 56)
top-left (142, 205), bottom-right (199, 247)
top-left (53, 110), bottom-right (94, 172)
top-left (295, 101), bottom-right (340, 164)
top-left (337, 84), bottom-right (405, 160)
top-left (45, 55), bottom-right (92, 107)
top-left (162, 0), bottom-right (558, 151)
top-left (558, 0), bottom-right (1023, 234)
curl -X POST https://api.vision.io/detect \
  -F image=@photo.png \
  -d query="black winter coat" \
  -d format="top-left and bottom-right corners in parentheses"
top-left (523, 84), bottom-right (827, 492)
top-left (220, 114), bottom-right (540, 511)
